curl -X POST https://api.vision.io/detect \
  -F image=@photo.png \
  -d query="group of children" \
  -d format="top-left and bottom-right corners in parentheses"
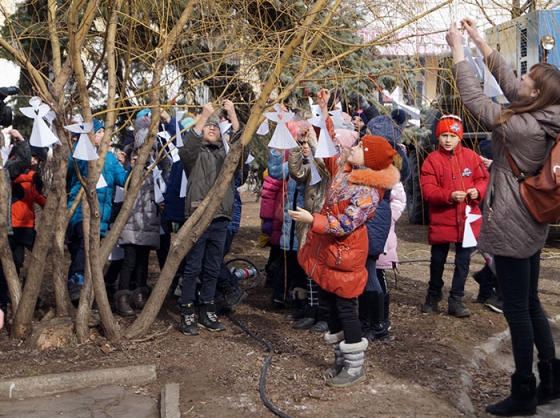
top-left (1, 88), bottom-right (495, 390)
top-left (256, 85), bottom-right (496, 387)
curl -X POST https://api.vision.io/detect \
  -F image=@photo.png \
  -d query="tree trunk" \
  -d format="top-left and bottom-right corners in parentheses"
top-left (0, 167), bottom-right (21, 311)
top-left (52, 196), bottom-right (72, 317)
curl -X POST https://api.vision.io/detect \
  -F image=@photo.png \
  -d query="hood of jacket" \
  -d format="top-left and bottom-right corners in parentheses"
top-left (348, 163), bottom-right (400, 191)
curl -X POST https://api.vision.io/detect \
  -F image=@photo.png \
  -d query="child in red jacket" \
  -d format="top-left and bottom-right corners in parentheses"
top-left (420, 115), bottom-right (488, 318)
top-left (0, 144), bottom-right (46, 320)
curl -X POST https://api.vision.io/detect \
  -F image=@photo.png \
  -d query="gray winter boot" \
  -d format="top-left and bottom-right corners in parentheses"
top-left (448, 296), bottom-right (471, 318)
top-left (322, 331), bottom-right (345, 379)
top-left (327, 338), bottom-right (368, 388)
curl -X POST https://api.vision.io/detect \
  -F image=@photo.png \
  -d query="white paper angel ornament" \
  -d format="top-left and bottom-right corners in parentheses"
top-left (65, 115), bottom-right (98, 161)
top-left (462, 205), bottom-right (482, 248)
top-left (19, 97), bottom-right (59, 147)
top-left (264, 104), bottom-right (299, 149)
top-left (307, 105), bottom-right (336, 158)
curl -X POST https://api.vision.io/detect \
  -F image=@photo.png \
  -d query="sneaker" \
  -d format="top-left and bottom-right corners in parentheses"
top-left (485, 296), bottom-right (504, 314)
top-left (475, 294), bottom-right (491, 304)
top-left (198, 303), bottom-right (226, 332)
top-left (180, 303), bottom-right (199, 336)
top-left (68, 273), bottom-right (84, 304)
top-left (448, 296), bottom-right (471, 318)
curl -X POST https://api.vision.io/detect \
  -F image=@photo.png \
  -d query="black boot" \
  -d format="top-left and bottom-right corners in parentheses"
top-left (293, 305), bottom-right (318, 330)
top-left (114, 290), bottom-right (135, 317)
top-left (130, 287), bottom-right (150, 310)
top-left (537, 358), bottom-right (560, 405)
top-left (179, 302), bottom-right (199, 336)
top-left (363, 292), bottom-right (388, 341)
top-left (285, 298), bottom-right (305, 320)
top-left (448, 296), bottom-right (471, 318)
top-left (421, 291), bottom-right (442, 313)
top-left (358, 293), bottom-right (370, 333)
top-left (486, 373), bottom-right (537, 416)
top-left (198, 302), bottom-right (226, 332)
top-left (384, 293), bottom-right (391, 330)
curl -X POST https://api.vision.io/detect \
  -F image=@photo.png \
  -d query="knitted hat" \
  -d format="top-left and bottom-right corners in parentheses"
top-left (334, 129), bottom-right (359, 149)
top-left (134, 110), bottom-right (151, 132)
top-left (367, 115), bottom-right (403, 144)
top-left (93, 119), bottom-right (104, 133)
top-left (180, 116), bottom-right (196, 130)
top-left (361, 135), bottom-right (397, 171)
top-left (205, 114), bottom-right (220, 128)
top-left (30, 145), bottom-right (47, 162)
top-left (436, 116), bottom-right (463, 139)
top-left (352, 110), bottom-right (369, 125)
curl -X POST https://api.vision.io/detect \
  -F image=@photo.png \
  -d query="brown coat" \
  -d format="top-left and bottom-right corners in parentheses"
top-left (453, 51), bottom-right (560, 258)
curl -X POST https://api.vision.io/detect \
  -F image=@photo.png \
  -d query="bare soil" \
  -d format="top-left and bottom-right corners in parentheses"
top-left (1, 191), bottom-right (560, 417)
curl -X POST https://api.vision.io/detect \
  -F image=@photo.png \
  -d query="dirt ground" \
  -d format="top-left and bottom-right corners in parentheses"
top-left (1, 191), bottom-right (560, 417)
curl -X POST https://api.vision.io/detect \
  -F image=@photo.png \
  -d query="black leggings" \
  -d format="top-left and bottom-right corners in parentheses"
top-left (318, 286), bottom-right (362, 344)
top-left (495, 251), bottom-right (556, 376)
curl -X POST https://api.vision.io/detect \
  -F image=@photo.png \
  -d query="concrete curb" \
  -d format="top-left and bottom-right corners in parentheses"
top-left (455, 314), bottom-right (560, 416)
top-left (0, 365), bottom-right (157, 399)
top-left (160, 383), bottom-right (180, 418)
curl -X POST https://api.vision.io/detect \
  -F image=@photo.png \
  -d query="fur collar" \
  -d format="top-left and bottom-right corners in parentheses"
top-left (348, 164), bottom-right (400, 190)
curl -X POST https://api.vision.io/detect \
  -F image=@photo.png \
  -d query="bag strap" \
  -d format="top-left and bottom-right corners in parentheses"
top-left (505, 147), bottom-right (525, 183)
top-left (505, 132), bottom-right (560, 183)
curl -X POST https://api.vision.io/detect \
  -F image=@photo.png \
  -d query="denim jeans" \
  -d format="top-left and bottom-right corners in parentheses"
top-left (428, 242), bottom-right (471, 298)
top-left (318, 286), bottom-right (362, 344)
top-left (495, 251), bottom-right (556, 376)
top-left (179, 218), bottom-right (229, 305)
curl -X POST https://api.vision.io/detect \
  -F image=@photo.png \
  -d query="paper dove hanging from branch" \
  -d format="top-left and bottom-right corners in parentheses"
top-left (65, 115), bottom-right (98, 161)
top-left (19, 97), bottom-right (59, 147)
top-left (264, 104), bottom-right (299, 149)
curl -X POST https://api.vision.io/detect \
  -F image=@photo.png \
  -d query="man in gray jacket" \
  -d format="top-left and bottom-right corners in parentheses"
top-left (177, 100), bottom-right (241, 335)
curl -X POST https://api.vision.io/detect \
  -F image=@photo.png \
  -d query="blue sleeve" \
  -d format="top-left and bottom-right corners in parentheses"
top-left (267, 150), bottom-right (289, 180)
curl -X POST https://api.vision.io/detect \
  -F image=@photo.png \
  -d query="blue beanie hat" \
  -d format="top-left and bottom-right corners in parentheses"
top-left (93, 119), bottom-right (104, 133)
top-left (352, 110), bottom-right (369, 125)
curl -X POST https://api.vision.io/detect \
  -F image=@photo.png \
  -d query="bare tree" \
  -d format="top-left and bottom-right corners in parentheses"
top-left (0, 0), bottom-right (470, 341)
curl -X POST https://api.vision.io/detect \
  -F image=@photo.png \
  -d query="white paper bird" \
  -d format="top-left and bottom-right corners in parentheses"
top-left (463, 205), bottom-right (482, 248)
top-left (264, 104), bottom-right (299, 149)
top-left (65, 116), bottom-right (98, 161)
top-left (20, 97), bottom-right (59, 147)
